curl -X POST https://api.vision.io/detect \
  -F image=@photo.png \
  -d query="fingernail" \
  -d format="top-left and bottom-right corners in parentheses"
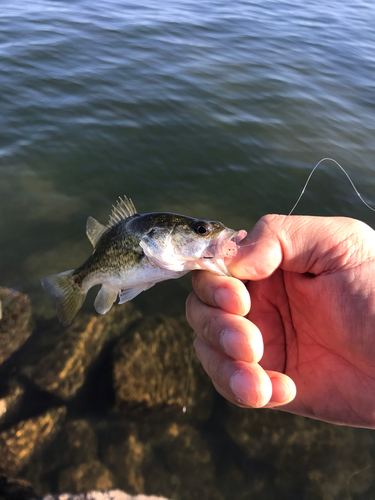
top-left (269, 376), bottom-right (295, 404)
top-left (221, 329), bottom-right (253, 362)
top-left (215, 288), bottom-right (238, 311)
top-left (229, 370), bottom-right (256, 406)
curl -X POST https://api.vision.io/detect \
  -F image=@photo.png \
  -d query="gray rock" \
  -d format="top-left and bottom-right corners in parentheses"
top-left (22, 303), bottom-right (141, 400)
top-left (100, 419), bottom-right (224, 500)
top-left (58, 461), bottom-right (115, 494)
top-left (0, 407), bottom-right (66, 475)
top-left (112, 315), bottom-right (213, 418)
top-left (0, 287), bottom-right (33, 366)
top-left (0, 477), bottom-right (41, 500)
top-left (0, 379), bottom-right (24, 425)
top-left (223, 405), bottom-right (375, 500)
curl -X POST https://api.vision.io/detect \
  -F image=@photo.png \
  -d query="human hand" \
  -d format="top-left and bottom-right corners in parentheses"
top-left (186, 215), bottom-right (375, 427)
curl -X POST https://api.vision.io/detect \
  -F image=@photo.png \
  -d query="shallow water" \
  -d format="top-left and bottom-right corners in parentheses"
top-left (1, 0), bottom-right (375, 498)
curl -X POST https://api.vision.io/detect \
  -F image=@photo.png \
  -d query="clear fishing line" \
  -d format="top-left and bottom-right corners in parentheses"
top-left (288, 157), bottom-right (375, 216)
top-left (233, 158), bottom-right (375, 252)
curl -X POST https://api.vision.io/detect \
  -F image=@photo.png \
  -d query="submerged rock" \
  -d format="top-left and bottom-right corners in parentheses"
top-left (24, 419), bottom-right (99, 479)
top-left (0, 407), bottom-right (66, 475)
top-left (18, 419), bottom-right (100, 497)
top-left (112, 315), bottom-right (213, 417)
top-left (142, 421), bottom-right (225, 500)
top-left (23, 303), bottom-right (141, 400)
top-left (0, 379), bottom-right (24, 425)
top-left (223, 405), bottom-right (375, 500)
top-left (0, 287), bottom-right (33, 366)
top-left (100, 422), bottom-right (147, 494)
top-left (51, 420), bottom-right (98, 469)
top-left (100, 419), bottom-right (224, 500)
top-left (0, 476), bottom-right (41, 500)
top-left (58, 460), bottom-right (115, 493)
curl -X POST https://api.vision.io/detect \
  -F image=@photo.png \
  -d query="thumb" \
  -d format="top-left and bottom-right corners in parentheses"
top-left (228, 214), bottom-right (373, 280)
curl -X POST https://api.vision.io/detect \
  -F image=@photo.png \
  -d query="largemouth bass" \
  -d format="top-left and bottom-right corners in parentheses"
top-left (41, 196), bottom-right (247, 326)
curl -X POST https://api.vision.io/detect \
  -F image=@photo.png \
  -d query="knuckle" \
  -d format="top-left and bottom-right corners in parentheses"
top-left (201, 313), bottom-right (216, 347)
top-left (205, 351), bottom-right (224, 380)
top-left (257, 213), bottom-right (284, 230)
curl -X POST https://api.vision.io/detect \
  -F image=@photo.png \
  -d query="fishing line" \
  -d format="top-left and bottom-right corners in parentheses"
top-left (288, 157), bottom-right (375, 215)
top-left (236, 158), bottom-right (375, 251)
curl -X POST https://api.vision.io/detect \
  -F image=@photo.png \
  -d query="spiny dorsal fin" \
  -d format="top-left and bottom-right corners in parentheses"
top-left (108, 196), bottom-right (137, 228)
top-left (86, 216), bottom-right (108, 247)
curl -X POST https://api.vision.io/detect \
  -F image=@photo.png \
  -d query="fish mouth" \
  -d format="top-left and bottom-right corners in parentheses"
top-left (203, 228), bottom-right (247, 260)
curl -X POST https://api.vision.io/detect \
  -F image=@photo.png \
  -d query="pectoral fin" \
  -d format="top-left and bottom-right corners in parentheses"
top-left (118, 283), bottom-right (155, 304)
top-left (94, 285), bottom-right (118, 314)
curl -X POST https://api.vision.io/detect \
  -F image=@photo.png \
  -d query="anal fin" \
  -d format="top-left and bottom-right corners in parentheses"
top-left (94, 285), bottom-right (118, 314)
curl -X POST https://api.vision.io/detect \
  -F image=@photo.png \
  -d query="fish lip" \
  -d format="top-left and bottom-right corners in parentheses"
top-left (203, 228), bottom-right (247, 259)
top-left (230, 229), bottom-right (247, 246)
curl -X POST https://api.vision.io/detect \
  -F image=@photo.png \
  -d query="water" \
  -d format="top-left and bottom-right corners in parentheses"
top-left (1, 0), bottom-right (375, 498)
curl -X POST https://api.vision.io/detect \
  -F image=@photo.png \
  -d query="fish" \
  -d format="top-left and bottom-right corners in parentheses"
top-left (41, 196), bottom-right (247, 326)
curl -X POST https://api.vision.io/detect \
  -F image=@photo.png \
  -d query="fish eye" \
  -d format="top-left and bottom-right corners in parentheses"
top-left (192, 221), bottom-right (212, 237)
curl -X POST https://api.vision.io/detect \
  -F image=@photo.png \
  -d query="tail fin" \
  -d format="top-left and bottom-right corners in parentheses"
top-left (41, 270), bottom-right (86, 326)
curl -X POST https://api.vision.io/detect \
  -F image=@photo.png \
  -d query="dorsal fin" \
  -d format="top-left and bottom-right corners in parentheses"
top-left (86, 216), bottom-right (108, 247)
top-left (108, 196), bottom-right (137, 228)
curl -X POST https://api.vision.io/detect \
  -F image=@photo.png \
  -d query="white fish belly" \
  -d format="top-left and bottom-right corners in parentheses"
top-left (82, 261), bottom-right (188, 294)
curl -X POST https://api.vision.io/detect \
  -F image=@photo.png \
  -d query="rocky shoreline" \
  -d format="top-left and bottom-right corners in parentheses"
top-left (1, 287), bottom-right (375, 500)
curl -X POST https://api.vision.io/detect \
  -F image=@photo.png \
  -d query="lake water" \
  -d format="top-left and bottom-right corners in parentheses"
top-left (1, 0), bottom-right (375, 498)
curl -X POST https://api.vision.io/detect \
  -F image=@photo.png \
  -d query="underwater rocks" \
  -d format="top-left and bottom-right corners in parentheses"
top-left (48, 419), bottom-right (98, 470)
top-left (0, 287), bottom-right (33, 366)
top-left (58, 460), bottom-right (115, 493)
top-left (139, 421), bottom-right (224, 500)
top-left (0, 287), bottom-right (219, 498)
top-left (18, 418), bottom-right (110, 496)
top-left (0, 407), bottom-right (66, 476)
top-left (0, 477), bottom-right (42, 500)
top-left (222, 406), bottom-right (375, 500)
top-left (0, 379), bottom-right (24, 426)
top-left (23, 303), bottom-right (141, 400)
top-left (101, 424), bottom-right (145, 494)
top-left (99, 420), bottom-right (224, 500)
top-left (112, 315), bottom-right (213, 417)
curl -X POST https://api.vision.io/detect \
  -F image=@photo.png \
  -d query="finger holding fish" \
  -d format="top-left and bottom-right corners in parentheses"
top-left (186, 290), bottom-right (262, 364)
top-left (190, 270), bottom-right (250, 316)
top-left (194, 338), bottom-right (296, 408)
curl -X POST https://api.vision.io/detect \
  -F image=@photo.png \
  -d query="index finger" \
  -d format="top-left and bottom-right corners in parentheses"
top-left (190, 271), bottom-right (250, 316)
